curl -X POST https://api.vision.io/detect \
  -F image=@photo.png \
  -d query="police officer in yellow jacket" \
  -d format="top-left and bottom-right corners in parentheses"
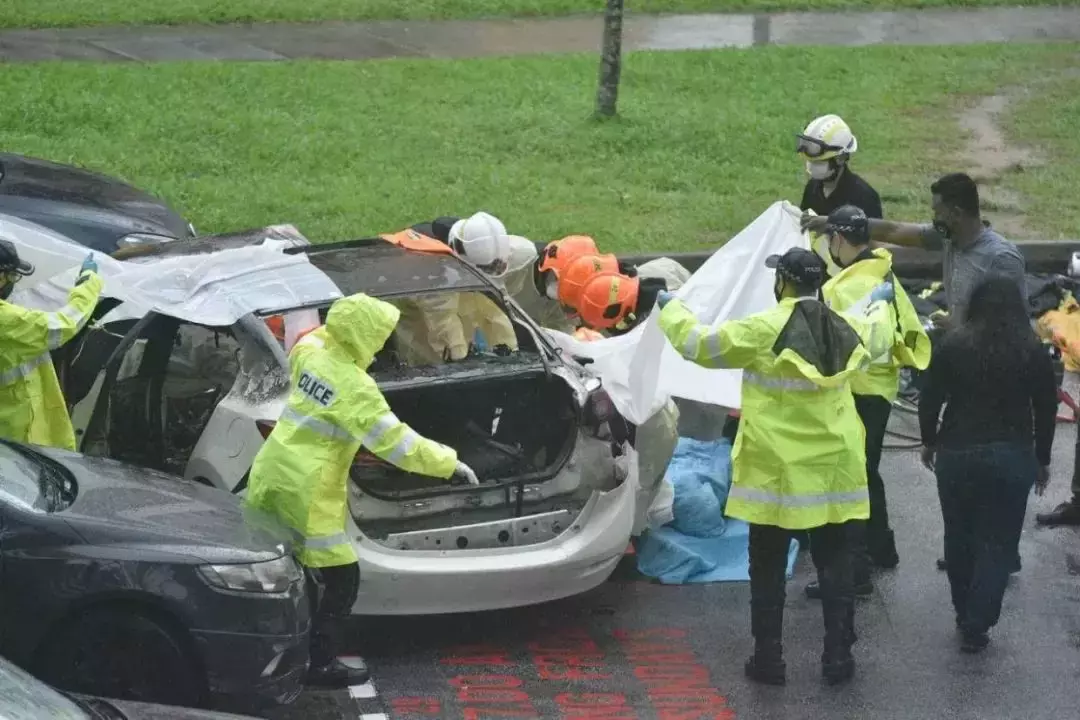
top-left (0, 241), bottom-right (102, 450)
top-left (803, 206), bottom-right (931, 602)
top-left (245, 293), bottom-right (480, 688)
top-left (657, 248), bottom-right (894, 687)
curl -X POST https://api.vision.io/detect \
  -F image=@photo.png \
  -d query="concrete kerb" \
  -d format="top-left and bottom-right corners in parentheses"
top-left (1, 7), bottom-right (1080, 63)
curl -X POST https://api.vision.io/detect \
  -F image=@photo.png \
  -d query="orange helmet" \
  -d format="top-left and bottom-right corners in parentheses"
top-left (534, 235), bottom-right (599, 296)
top-left (557, 253), bottom-right (619, 309)
top-left (578, 272), bottom-right (640, 331)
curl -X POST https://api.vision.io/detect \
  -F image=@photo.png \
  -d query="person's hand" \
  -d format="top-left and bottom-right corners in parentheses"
top-left (869, 281), bottom-right (894, 305)
top-left (451, 461), bottom-right (480, 486)
top-left (920, 445), bottom-right (936, 472)
top-left (801, 213), bottom-right (828, 234)
top-left (656, 291), bottom-right (675, 309)
top-left (931, 312), bottom-right (954, 331)
top-left (80, 253), bottom-right (98, 276)
top-left (1035, 465), bottom-right (1050, 496)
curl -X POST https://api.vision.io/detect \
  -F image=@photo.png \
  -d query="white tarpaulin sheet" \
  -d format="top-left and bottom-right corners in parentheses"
top-left (544, 201), bottom-right (809, 424)
top-left (1, 214), bottom-right (342, 326)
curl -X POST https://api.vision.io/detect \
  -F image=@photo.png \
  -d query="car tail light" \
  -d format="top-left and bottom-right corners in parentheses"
top-left (256, 420), bottom-right (276, 439)
top-left (584, 388), bottom-right (630, 444)
top-left (585, 388), bottom-right (616, 425)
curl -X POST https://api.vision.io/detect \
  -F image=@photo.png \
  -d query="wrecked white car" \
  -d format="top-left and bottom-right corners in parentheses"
top-left (61, 237), bottom-right (673, 615)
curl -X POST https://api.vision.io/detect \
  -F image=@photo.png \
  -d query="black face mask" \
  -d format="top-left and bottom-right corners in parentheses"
top-left (773, 276), bottom-right (785, 303)
top-left (0, 282), bottom-right (12, 301)
top-left (932, 219), bottom-right (953, 240)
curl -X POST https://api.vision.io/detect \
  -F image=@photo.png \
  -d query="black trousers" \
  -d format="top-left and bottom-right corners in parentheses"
top-left (1072, 425), bottom-right (1080, 501)
top-left (306, 563), bottom-right (361, 668)
top-left (748, 523), bottom-right (856, 652)
top-left (854, 393), bottom-right (893, 564)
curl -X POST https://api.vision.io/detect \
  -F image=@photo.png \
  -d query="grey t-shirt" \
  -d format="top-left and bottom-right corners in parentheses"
top-left (920, 223), bottom-right (1026, 321)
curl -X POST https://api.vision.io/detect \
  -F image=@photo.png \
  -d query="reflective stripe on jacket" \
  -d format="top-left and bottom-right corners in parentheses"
top-left (822, 248), bottom-right (931, 401)
top-left (659, 295), bottom-right (891, 530)
top-left (0, 270), bottom-right (102, 450)
top-left (245, 293), bottom-right (459, 568)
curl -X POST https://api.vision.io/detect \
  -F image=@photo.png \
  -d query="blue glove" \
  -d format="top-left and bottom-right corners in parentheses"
top-left (80, 253), bottom-right (98, 276)
top-left (656, 291), bottom-right (675, 309)
top-left (869, 282), bottom-right (894, 304)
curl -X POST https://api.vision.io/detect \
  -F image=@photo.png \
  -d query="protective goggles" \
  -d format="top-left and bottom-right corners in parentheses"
top-left (450, 237), bottom-right (508, 276)
top-left (795, 135), bottom-right (846, 159)
top-left (0, 270), bottom-right (23, 287)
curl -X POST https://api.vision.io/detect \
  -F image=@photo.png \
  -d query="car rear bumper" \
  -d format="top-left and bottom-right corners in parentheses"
top-left (192, 626), bottom-right (309, 711)
top-left (350, 449), bottom-right (639, 615)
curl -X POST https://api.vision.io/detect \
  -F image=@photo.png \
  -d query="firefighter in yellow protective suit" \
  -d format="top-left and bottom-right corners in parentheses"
top-left (0, 242), bottom-right (102, 450)
top-left (802, 205), bottom-right (931, 602)
top-left (657, 247), bottom-right (894, 687)
top-left (245, 293), bottom-right (480, 688)
top-left (382, 216), bottom-right (518, 364)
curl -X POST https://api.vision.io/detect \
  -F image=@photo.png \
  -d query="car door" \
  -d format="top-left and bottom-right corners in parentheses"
top-left (73, 311), bottom-right (173, 468)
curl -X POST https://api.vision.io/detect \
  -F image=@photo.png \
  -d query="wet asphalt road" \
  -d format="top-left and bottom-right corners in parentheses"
top-left (272, 411), bottom-right (1080, 720)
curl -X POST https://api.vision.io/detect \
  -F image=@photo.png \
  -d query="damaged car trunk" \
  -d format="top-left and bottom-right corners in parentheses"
top-left (349, 356), bottom-right (623, 548)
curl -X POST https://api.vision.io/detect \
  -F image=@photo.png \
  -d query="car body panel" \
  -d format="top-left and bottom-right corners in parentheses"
top-left (0, 442), bottom-right (309, 709)
top-left (0, 153), bottom-right (192, 252)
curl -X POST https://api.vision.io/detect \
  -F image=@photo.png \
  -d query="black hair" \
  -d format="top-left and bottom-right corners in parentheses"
top-left (930, 173), bottom-right (980, 217)
top-left (953, 275), bottom-right (1038, 388)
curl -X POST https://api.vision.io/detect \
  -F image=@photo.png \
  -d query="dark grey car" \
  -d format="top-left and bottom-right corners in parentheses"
top-left (0, 152), bottom-right (194, 253)
top-left (0, 439), bottom-right (310, 713)
top-left (0, 653), bottom-right (256, 720)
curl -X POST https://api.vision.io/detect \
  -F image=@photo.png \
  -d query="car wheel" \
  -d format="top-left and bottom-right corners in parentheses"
top-left (36, 606), bottom-right (205, 707)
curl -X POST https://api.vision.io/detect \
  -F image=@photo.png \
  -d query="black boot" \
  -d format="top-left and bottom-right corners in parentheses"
top-left (822, 649), bottom-right (856, 685)
top-left (1036, 500), bottom-right (1080, 527)
top-left (306, 657), bottom-right (370, 688)
top-left (744, 640), bottom-right (786, 686)
top-left (868, 529), bottom-right (899, 569)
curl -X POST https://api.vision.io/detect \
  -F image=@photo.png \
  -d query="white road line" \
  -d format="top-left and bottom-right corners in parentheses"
top-left (359, 715), bottom-right (388, 720)
top-left (349, 682), bottom-right (377, 699)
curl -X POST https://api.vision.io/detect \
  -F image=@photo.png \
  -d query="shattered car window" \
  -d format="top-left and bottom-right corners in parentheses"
top-left (305, 242), bottom-right (489, 298)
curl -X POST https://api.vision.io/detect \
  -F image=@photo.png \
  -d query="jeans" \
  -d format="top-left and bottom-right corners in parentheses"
top-left (306, 563), bottom-right (361, 667)
top-left (748, 523), bottom-right (856, 653)
top-left (936, 443), bottom-right (1035, 633)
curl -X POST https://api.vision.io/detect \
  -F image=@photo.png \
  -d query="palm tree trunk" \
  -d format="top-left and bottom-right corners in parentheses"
top-left (595, 0), bottom-right (625, 118)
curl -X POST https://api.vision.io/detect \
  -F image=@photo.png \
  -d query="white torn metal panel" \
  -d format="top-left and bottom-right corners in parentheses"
top-left (543, 201), bottom-right (810, 423)
top-left (1, 213), bottom-right (342, 326)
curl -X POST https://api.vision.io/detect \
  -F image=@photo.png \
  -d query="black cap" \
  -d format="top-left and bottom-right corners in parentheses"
top-left (765, 248), bottom-right (826, 288)
top-left (0, 239), bottom-right (33, 276)
top-left (824, 204), bottom-right (870, 245)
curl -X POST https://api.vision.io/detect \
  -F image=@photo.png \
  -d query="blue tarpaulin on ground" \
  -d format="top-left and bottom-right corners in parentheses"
top-left (637, 437), bottom-right (799, 584)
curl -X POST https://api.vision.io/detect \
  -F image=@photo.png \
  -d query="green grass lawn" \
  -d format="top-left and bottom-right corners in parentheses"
top-left (2, 0), bottom-right (1071, 29)
top-left (0, 44), bottom-right (1076, 252)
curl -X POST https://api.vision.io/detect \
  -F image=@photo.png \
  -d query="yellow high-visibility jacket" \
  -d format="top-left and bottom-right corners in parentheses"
top-left (0, 269), bottom-right (102, 450)
top-left (245, 293), bottom-right (459, 567)
top-left (659, 295), bottom-right (891, 530)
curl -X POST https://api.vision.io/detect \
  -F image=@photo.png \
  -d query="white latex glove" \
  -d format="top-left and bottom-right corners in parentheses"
top-left (453, 461), bottom-right (480, 486)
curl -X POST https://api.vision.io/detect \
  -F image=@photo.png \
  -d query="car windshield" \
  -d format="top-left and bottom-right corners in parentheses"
top-left (0, 441), bottom-right (75, 514)
top-left (0, 655), bottom-right (86, 720)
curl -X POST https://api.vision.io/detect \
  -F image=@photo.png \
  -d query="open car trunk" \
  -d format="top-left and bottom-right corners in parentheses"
top-left (349, 365), bottom-right (616, 544)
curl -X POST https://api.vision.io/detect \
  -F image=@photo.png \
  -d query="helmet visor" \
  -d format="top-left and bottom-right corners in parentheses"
top-left (795, 134), bottom-right (844, 159)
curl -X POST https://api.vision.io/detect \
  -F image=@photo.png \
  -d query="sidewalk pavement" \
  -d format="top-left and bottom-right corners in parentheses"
top-left (1, 6), bottom-right (1079, 63)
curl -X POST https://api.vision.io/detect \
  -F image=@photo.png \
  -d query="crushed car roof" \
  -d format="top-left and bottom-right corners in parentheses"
top-left (290, 238), bottom-right (492, 302)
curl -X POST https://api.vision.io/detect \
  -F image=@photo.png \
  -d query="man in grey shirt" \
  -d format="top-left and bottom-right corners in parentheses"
top-left (803, 172), bottom-right (1028, 571)
top-left (805, 172), bottom-right (1026, 327)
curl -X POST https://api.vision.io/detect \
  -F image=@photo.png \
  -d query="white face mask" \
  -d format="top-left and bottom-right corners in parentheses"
top-left (806, 160), bottom-right (833, 180)
top-left (544, 275), bottom-right (560, 300)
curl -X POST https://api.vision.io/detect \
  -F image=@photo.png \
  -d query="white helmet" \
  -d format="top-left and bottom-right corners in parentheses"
top-left (796, 114), bottom-right (858, 161)
top-left (448, 212), bottom-right (511, 275)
